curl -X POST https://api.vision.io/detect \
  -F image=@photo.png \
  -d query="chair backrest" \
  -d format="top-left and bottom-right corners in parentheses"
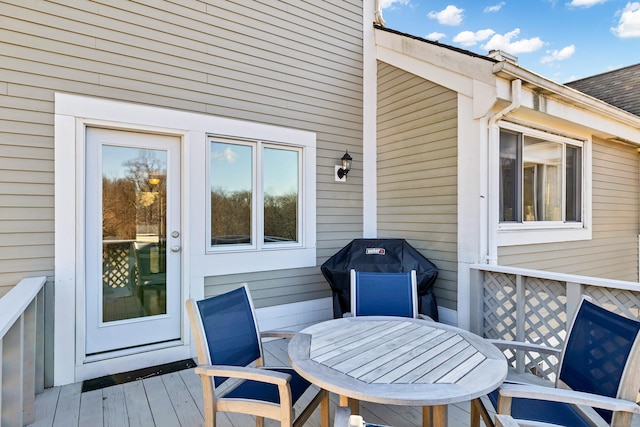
top-left (186, 284), bottom-right (263, 387)
top-left (132, 242), bottom-right (166, 284)
top-left (350, 269), bottom-right (418, 318)
top-left (557, 298), bottom-right (640, 424)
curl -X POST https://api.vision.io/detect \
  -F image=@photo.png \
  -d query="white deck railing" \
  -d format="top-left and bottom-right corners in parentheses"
top-left (0, 276), bottom-right (46, 427)
top-left (469, 264), bottom-right (640, 380)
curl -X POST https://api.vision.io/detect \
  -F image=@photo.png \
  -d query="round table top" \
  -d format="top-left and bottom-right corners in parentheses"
top-left (288, 316), bottom-right (507, 406)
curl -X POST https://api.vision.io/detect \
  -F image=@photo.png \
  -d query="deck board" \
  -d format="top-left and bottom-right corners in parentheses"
top-left (103, 384), bottom-right (129, 427)
top-left (28, 338), bottom-right (640, 427)
top-left (161, 372), bottom-right (204, 427)
top-left (78, 389), bottom-right (103, 426)
top-left (142, 376), bottom-right (182, 427)
top-left (123, 380), bottom-right (155, 427)
top-left (52, 383), bottom-right (81, 427)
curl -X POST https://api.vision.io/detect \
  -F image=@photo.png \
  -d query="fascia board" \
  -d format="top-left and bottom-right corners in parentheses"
top-left (375, 29), bottom-right (496, 96)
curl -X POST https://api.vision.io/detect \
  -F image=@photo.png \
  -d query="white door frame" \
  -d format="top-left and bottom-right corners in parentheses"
top-left (54, 94), bottom-right (198, 385)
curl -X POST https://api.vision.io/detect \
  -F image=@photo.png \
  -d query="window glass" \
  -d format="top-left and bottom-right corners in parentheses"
top-left (210, 141), bottom-right (253, 246)
top-left (565, 145), bottom-right (582, 222)
top-left (523, 136), bottom-right (562, 221)
top-left (263, 147), bottom-right (299, 244)
top-left (499, 130), bottom-right (520, 222)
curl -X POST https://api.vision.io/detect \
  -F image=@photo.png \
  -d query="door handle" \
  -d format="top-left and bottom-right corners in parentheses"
top-left (171, 245), bottom-right (181, 252)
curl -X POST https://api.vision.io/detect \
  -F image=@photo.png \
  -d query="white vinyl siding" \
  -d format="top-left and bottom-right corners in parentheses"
top-left (1, 0), bottom-right (364, 306)
top-left (376, 62), bottom-right (458, 311)
top-left (498, 137), bottom-right (639, 281)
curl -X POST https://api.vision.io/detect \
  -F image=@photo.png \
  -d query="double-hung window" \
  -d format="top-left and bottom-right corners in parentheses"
top-left (498, 124), bottom-right (590, 245)
top-left (209, 138), bottom-right (301, 248)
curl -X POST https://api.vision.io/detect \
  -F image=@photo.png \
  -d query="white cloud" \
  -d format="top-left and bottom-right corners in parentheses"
top-left (566, 0), bottom-right (608, 7)
top-left (453, 29), bottom-right (495, 46)
top-left (380, 0), bottom-right (410, 9)
top-left (481, 28), bottom-right (545, 54)
top-left (611, 2), bottom-right (640, 38)
top-left (428, 5), bottom-right (464, 26)
top-left (211, 147), bottom-right (238, 163)
top-left (426, 32), bottom-right (447, 41)
top-left (484, 2), bottom-right (506, 12)
top-left (541, 44), bottom-right (576, 63)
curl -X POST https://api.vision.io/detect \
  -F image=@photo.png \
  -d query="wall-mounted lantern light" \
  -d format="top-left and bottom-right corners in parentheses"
top-left (336, 150), bottom-right (352, 181)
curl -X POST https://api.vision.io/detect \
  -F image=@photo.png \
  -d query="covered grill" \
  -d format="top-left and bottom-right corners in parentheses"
top-left (321, 238), bottom-right (439, 320)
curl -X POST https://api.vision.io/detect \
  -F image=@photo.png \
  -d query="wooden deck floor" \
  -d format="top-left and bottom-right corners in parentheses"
top-left (28, 338), bottom-right (485, 427)
top-left (27, 338), bottom-right (640, 427)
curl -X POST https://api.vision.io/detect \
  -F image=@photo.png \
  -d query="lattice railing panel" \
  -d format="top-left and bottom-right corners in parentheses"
top-left (522, 278), bottom-right (566, 380)
top-left (483, 271), bottom-right (517, 341)
top-left (103, 242), bottom-right (135, 289)
top-left (586, 286), bottom-right (640, 321)
top-left (479, 267), bottom-right (640, 383)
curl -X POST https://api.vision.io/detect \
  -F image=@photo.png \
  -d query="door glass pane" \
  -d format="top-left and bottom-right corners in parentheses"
top-left (263, 147), bottom-right (299, 244)
top-left (210, 141), bottom-right (253, 245)
top-left (102, 146), bottom-right (167, 322)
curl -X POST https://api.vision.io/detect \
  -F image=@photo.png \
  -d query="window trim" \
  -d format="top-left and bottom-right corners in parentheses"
top-left (496, 121), bottom-right (592, 246)
top-left (202, 130), bottom-right (316, 275)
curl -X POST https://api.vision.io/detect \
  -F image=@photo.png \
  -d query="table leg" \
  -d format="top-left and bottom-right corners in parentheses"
top-left (422, 406), bottom-right (432, 427)
top-left (422, 405), bottom-right (447, 427)
top-left (338, 395), bottom-right (359, 416)
top-left (432, 405), bottom-right (447, 426)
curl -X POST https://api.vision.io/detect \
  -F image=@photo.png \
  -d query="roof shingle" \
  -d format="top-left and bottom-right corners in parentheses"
top-left (566, 64), bottom-right (640, 117)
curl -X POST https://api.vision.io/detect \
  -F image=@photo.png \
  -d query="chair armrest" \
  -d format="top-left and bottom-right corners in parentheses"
top-left (494, 414), bottom-right (520, 427)
top-left (488, 339), bottom-right (562, 356)
top-left (417, 314), bottom-right (434, 321)
top-left (195, 364), bottom-right (291, 386)
top-left (260, 330), bottom-right (298, 339)
top-left (498, 383), bottom-right (640, 414)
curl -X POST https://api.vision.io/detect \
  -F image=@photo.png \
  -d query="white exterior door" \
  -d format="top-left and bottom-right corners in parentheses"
top-left (85, 127), bottom-right (182, 355)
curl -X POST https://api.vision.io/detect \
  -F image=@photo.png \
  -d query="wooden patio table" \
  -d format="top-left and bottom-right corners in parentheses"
top-left (288, 316), bottom-right (507, 427)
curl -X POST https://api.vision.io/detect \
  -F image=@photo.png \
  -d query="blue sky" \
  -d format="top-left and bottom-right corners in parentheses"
top-left (379, 0), bottom-right (640, 83)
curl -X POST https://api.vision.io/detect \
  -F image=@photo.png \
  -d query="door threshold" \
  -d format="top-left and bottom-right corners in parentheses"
top-left (81, 358), bottom-right (196, 392)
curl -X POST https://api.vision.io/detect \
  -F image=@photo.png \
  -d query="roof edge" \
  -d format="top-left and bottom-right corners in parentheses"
top-left (494, 61), bottom-right (640, 129)
top-left (374, 25), bottom-right (497, 64)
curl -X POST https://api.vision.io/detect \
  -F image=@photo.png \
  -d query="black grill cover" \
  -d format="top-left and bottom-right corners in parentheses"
top-left (321, 239), bottom-right (439, 321)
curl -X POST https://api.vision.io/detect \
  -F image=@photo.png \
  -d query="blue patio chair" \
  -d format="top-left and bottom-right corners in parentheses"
top-left (132, 241), bottom-right (166, 313)
top-left (185, 284), bottom-right (329, 427)
top-left (473, 297), bottom-right (640, 427)
top-left (350, 269), bottom-right (428, 319)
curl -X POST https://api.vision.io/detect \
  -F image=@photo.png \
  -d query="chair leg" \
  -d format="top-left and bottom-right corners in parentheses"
top-left (256, 416), bottom-right (264, 427)
top-left (471, 398), bottom-right (494, 427)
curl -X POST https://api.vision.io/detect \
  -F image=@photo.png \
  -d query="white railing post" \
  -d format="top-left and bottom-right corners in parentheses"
top-left (2, 316), bottom-right (24, 426)
top-left (0, 276), bottom-right (46, 427)
top-left (565, 282), bottom-right (584, 324)
top-left (515, 274), bottom-right (526, 373)
top-left (23, 299), bottom-right (36, 425)
top-left (469, 267), bottom-right (485, 335)
top-left (35, 288), bottom-right (45, 394)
